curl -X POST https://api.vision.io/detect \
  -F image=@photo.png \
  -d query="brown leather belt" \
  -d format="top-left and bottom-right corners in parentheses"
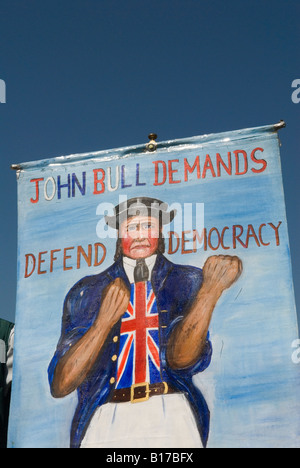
top-left (111, 382), bottom-right (176, 404)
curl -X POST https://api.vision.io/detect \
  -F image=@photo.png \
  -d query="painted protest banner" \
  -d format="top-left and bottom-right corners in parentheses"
top-left (8, 123), bottom-right (299, 448)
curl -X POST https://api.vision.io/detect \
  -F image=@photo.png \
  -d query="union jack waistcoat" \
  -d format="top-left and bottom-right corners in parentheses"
top-left (116, 281), bottom-right (161, 388)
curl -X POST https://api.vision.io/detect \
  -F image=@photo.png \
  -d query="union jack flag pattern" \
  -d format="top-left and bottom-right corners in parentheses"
top-left (116, 281), bottom-right (162, 389)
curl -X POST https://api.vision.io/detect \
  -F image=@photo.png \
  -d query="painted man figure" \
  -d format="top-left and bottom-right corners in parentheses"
top-left (48, 197), bottom-right (242, 448)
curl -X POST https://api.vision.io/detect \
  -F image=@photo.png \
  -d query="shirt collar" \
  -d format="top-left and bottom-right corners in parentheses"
top-left (123, 255), bottom-right (157, 283)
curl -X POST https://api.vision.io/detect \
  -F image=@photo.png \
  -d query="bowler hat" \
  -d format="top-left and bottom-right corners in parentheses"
top-left (105, 197), bottom-right (176, 229)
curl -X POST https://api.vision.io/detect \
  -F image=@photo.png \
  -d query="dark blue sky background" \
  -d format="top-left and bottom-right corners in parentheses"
top-left (0, 0), bottom-right (299, 325)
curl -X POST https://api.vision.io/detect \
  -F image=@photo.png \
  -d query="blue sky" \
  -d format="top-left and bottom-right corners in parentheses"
top-left (0, 0), bottom-right (299, 324)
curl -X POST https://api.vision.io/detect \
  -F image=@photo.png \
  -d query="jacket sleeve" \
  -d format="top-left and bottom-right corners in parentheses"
top-left (48, 276), bottom-right (104, 390)
top-left (163, 315), bottom-right (212, 377)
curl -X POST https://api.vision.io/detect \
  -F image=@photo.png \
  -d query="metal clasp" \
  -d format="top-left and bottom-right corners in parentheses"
top-left (146, 133), bottom-right (158, 152)
top-left (162, 381), bottom-right (168, 394)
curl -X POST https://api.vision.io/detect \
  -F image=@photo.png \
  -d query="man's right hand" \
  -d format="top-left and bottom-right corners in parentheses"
top-left (96, 278), bottom-right (130, 328)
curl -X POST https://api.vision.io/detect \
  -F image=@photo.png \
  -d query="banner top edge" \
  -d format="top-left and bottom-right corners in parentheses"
top-left (11, 121), bottom-right (286, 173)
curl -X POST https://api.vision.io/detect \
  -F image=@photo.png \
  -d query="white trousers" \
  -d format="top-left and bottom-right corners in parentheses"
top-left (81, 393), bottom-right (203, 448)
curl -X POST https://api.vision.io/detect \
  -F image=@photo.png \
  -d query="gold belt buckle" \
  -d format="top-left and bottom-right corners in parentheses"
top-left (130, 382), bottom-right (150, 403)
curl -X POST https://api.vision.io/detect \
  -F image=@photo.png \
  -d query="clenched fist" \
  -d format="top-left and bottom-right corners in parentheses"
top-left (202, 255), bottom-right (243, 295)
top-left (97, 278), bottom-right (130, 329)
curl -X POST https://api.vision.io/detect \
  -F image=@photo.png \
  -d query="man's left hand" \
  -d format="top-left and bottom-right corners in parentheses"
top-left (202, 255), bottom-right (243, 296)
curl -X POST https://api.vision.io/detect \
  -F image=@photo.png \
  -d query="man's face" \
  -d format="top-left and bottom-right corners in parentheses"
top-left (120, 215), bottom-right (160, 260)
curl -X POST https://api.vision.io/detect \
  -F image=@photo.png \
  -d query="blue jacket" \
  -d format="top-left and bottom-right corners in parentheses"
top-left (48, 254), bottom-right (212, 448)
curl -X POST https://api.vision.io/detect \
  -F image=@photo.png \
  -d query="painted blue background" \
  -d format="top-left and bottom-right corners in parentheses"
top-left (8, 125), bottom-right (300, 448)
